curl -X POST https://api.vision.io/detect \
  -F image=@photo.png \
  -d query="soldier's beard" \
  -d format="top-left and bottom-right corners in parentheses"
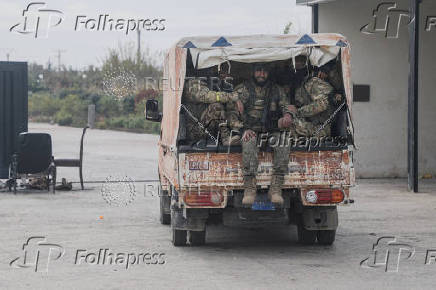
top-left (254, 76), bottom-right (267, 86)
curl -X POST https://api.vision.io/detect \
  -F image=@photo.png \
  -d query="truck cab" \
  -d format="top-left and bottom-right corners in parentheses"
top-left (146, 34), bottom-right (355, 246)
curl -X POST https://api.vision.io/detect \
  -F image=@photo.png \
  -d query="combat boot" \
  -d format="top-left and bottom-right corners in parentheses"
top-left (219, 123), bottom-right (241, 146)
top-left (268, 175), bottom-right (284, 206)
top-left (242, 176), bottom-right (257, 206)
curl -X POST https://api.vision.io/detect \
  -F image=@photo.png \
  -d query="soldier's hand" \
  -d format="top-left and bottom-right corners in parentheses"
top-left (236, 100), bottom-right (244, 115)
top-left (278, 113), bottom-right (293, 129)
top-left (219, 92), bottom-right (238, 103)
top-left (317, 71), bottom-right (328, 80)
top-left (242, 129), bottom-right (256, 142)
top-left (229, 92), bottom-right (239, 102)
top-left (334, 93), bottom-right (343, 103)
top-left (287, 105), bottom-right (297, 114)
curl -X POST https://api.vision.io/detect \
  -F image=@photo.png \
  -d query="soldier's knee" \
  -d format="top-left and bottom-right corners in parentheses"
top-left (209, 102), bottom-right (224, 111)
top-left (242, 136), bottom-right (257, 147)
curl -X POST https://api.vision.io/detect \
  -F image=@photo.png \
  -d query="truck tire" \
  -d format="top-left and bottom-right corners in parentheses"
top-left (296, 215), bottom-right (317, 245)
top-left (159, 191), bottom-right (171, 225)
top-left (297, 226), bottom-right (317, 245)
top-left (189, 230), bottom-right (206, 246)
top-left (172, 229), bottom-right (187, 246)
top-left (317, 230), bottom-right (336, 245)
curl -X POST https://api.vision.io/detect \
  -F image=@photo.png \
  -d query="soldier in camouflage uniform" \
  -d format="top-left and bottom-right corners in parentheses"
top-left (182, 65), bottom-right (243, 145)
top-left (317, 59), bottom-right (343, 92)
top-left (235, 63), bottom-right (293, 206)
top-left (290, 55), bottom-right (335, 137)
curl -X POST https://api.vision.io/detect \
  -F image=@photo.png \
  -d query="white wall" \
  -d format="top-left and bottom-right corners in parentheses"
top-left (318, 0), bottom-right (436, 178)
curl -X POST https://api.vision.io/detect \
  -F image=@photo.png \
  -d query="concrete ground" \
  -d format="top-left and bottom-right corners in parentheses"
top-left (1, 123), bottom-right (436, 290)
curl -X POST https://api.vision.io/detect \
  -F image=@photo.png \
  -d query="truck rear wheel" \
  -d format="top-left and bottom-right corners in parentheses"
top-left (317, 230), bottom-right (336, 245)
top-left (172, 229), bottom-right (187, 246)
top-left (297, 226), bottom-right (317, 245)
top-left (296, 215), bottom-right (317, 245)
top-left (189, 230), bottom-right (206, 246)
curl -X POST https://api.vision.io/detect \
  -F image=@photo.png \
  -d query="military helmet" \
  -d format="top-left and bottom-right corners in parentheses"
top-left (218, 61), bottom-right (231, 75)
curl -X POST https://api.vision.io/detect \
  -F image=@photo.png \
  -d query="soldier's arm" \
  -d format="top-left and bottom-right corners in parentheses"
top-left (328, 69), bottom-right (343, 91)
top-left (234, 83), bottom-right (252, 130)
top-left (234, 83), bottom-right (250, 105)
top-left (184, 80), bottom-right (235, 104)
top-left (296, 78), bottom-right (333, 118)
top-left (277, 85), bottom-right (292, 116)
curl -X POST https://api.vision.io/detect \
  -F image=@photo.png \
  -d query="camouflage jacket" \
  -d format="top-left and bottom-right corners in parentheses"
top-left (182, 79), bottom-right (236, 119)
top-left (326, 68), bottom-right (342, 92)
top-left (235, 80), bottom-right (290, 132)
top-left (318, 61), bottom-right (343, 92)
top-left (293, 76), bottom-right (334, 135)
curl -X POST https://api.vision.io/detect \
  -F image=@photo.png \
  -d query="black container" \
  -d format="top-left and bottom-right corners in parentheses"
top-left (0, 62), bottom-right (28, 179)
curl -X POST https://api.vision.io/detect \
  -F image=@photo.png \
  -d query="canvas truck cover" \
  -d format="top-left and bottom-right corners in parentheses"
top-left (158, 34), bottom-right (353, 189)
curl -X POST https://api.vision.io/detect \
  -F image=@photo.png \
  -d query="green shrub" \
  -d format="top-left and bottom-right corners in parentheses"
top-left (29, 92), bottom-right (61, 118)
top-left (55, 112), bottom-right (73, 126)
top-left (29, 88), bottom-right (160, 134)
top-left (97, 95), bottom-right (120, 117)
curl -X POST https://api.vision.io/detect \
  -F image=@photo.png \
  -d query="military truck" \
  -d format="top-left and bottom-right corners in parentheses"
top-left (146, 34), bottom-right (355, 246)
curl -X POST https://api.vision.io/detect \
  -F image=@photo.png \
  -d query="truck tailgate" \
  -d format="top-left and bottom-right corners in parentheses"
top-left (179, 150), bottom-right (354, 189)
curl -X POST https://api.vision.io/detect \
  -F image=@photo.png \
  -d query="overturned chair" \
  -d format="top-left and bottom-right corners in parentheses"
top-left (9, 133), bottom-right (56, 193)
top-left (54, 126), bottom-right (88, 190)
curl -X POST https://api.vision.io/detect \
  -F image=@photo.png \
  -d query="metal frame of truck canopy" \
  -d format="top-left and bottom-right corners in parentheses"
top-left (158, 33), bottom-right (354, 192)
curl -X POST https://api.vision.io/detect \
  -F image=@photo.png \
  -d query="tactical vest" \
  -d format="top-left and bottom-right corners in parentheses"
top-left (244, 81), bottom-right (281, 132)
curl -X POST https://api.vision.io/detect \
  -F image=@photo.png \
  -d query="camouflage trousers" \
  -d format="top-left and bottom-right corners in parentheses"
top-left (186, 102), bottom-right (242, 141)
top-left (292, 118), bottom-right (331, 137)
top-left (242, 131), bottom-right (290, 177)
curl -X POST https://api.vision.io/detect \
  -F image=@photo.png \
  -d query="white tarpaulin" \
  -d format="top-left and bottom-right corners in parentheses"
top-left (189, 46), bottom-right (340, 69)
top-left (176, 34), bottom-right (346, 69)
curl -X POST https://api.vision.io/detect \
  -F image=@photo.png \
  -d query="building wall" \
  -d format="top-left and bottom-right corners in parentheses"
top-left (318, 0), bottom-right (436, 177)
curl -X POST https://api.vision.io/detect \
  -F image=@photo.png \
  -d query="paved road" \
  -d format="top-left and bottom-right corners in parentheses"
top-left (1, 123), bottom-right (436, 290)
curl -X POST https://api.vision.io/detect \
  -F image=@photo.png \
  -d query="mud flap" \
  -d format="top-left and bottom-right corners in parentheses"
top-left (161, 193), bottom-right (171, 215)
top-left (302, 206), bottom-right (338, 231)
top-left (171, 207), bottom-right (208, 231)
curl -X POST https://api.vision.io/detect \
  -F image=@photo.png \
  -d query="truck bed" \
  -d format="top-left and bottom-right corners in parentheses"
top-left (178, 149), bottom-right (355, 189)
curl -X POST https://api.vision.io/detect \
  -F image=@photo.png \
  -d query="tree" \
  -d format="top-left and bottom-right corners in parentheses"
top-left (283, 22), bottom-right (293, 34)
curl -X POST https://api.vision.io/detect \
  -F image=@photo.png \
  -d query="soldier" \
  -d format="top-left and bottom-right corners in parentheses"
top-left (182, 63), bottom-right (242, 145)
top-left (317, 59), bottom-right (343, 92)
top-left (235, 63), bottom-right (293, 206)
top-left (290, 55), bottom-right (335, 137)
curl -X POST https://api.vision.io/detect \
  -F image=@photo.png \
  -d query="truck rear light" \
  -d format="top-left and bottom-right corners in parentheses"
top-left (305, 189), bottom-right (344, 204)
top-left (331, 189), bottom-right (345, 203)
top-left (184, 191), bottom-right (224, 206)
top-left (305, 190), bottom-right (318, 203)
